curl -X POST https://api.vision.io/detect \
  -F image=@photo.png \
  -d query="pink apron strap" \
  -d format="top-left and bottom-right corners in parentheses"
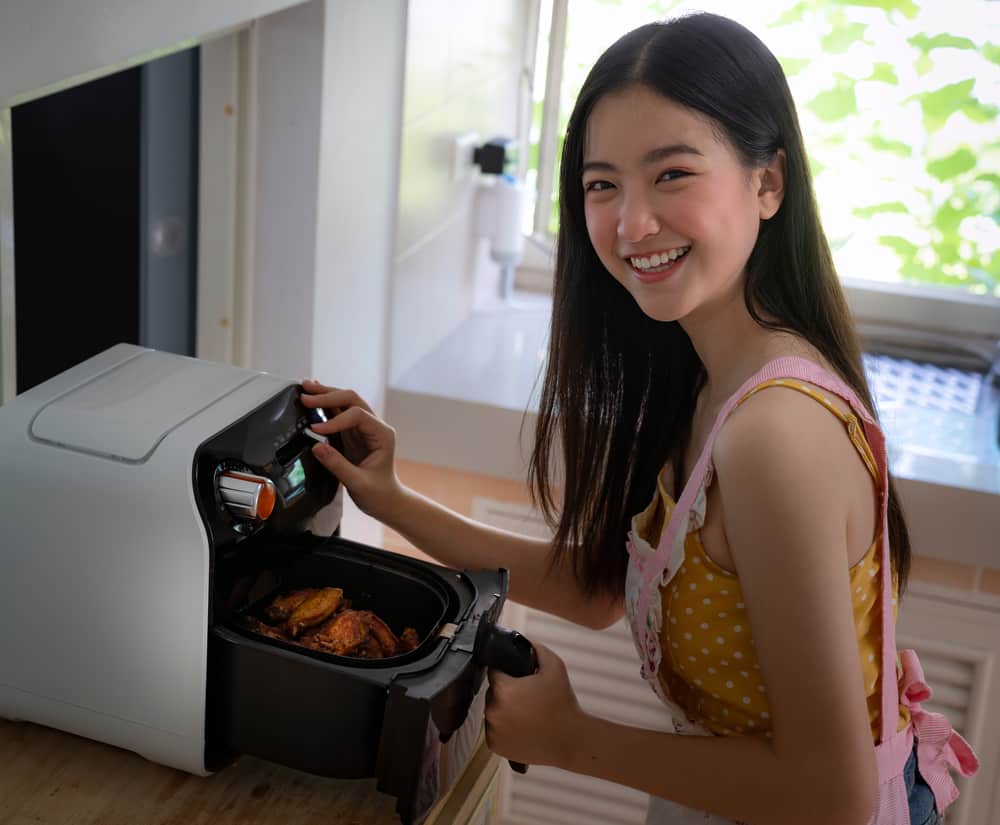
top-left (875, 725), bottom-right (914, 781)
top-left (634, 356), bottom-right (899, 744)
top-left (632, 367), bottom-right (762, 634)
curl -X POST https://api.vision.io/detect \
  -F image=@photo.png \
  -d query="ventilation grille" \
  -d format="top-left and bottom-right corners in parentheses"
top-left (896, 637), bottom-right (976, 739)
top-left (894, 596), bottom-right (1000, 825)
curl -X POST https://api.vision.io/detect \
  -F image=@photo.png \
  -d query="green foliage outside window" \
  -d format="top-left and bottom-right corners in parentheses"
top-left (529, 0), bottom-right (1000, 296)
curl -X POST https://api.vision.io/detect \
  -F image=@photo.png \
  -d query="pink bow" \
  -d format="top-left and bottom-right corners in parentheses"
top-left (898, 649), bottom-right (979, 813)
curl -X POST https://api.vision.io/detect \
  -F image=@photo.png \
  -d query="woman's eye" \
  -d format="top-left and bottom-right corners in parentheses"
top-left (658, 169), bottom-right (690, 183)
top-left (584, 179), bottom-right (614, 192)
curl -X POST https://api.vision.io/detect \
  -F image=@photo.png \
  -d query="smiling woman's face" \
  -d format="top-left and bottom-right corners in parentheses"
top-left (581, 85), bottom-right (778, 324)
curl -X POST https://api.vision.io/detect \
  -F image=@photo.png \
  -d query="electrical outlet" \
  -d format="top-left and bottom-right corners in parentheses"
top-left (451, 131), bottom-right (480, 182)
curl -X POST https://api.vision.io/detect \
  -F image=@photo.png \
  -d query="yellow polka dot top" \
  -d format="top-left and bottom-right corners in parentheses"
top-left (634, 378), bottom-right (909, 741)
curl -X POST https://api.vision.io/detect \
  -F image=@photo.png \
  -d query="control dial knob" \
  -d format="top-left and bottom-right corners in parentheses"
top-left (217, 470), bottom-right (277, 521)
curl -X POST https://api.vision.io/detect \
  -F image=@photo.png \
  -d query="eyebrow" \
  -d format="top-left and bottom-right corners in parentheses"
top-left (581, 143), bottom-right (704, 174)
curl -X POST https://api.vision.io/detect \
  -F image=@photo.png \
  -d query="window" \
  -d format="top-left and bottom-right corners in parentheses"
top-left (524, 0), bottom-right (1000, 350)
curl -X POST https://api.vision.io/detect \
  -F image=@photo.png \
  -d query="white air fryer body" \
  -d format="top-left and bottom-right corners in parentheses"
top-left (0, 344), bottom-right (294, 773)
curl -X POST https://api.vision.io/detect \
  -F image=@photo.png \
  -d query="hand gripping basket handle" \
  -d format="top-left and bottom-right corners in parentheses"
top-left (474, 620), bottom-right (539, 773)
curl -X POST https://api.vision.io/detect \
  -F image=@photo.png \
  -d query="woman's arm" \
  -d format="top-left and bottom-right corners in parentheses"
top-left (373, 483), bottom-right (623, 629)
top-left (487, 388), bottom-right (879, 825)
top-left (301, 382), bottom-right (623, 630)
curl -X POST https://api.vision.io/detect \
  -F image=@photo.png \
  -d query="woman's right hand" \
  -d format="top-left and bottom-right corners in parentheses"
top-left (299, 379), bottom-right (403, 523)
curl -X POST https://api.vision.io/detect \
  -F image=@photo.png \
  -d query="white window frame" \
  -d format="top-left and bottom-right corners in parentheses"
top-left (521, 0), bottom-right (1000, 357)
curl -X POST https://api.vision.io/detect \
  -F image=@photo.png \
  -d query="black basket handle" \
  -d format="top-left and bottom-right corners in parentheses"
top-left (474, 620), bottom-right (539, 774)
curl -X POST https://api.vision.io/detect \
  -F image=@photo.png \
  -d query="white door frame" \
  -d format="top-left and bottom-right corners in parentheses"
top-left (196, 28), bottom-right (255, 368)
top-left (0, 106), bottom-right (14, 403)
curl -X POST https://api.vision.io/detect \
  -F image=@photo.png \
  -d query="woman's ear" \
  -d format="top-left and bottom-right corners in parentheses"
top-left (756, 148), bottom-right (786, 220)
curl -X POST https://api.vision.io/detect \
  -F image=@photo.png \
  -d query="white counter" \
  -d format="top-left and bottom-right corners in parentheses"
top-left (387, 295), bottom-right (1000, 569)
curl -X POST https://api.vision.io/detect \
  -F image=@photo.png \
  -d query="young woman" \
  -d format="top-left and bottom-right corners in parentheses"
top-left (301, 13), bottom-right (977, 825)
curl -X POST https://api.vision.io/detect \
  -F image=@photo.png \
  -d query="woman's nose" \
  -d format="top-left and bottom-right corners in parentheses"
top-left (617, 192), bottom-right (661, 242)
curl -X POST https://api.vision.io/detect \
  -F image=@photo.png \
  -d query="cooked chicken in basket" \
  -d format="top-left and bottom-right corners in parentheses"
top-left (243, 586), bottom-right (421, 658)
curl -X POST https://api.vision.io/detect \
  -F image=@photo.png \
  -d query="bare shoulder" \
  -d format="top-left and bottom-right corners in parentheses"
top-left (711, 383), bottom-right (861, 523)
top-left (715, 381), bottom-right (855, 456)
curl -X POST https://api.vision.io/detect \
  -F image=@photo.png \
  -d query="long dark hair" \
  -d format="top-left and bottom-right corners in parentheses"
top-left (528, 12), bottom-right (911, 602)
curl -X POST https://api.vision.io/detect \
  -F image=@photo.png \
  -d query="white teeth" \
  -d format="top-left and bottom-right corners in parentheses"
top-left (630, 247), bottom-right (689, 270)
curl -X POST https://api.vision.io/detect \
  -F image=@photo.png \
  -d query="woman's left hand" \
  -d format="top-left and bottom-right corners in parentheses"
top-left (485, 642), bottom-right (584, 769)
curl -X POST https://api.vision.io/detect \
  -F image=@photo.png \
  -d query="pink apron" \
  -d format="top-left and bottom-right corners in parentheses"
top-left (624, 357), bottom-right (978, 824)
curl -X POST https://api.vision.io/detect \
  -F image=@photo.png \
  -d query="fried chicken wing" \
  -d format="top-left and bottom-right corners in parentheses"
top-left (248, 586), bottom-right (422, 658)
top-left (243, 617), bottom-right (291, 642)
top-left (307, 609), bottom-right (369, 656)
top-left (399, 627), bottom-right (420, 653)
top-left (358, 610), bottom-right (402, 657)
top-left (354, 636), bottom-right (386, 659)
top-left (264, 587), bottom-right (318, 623)
top-left (285, 587), bottom-right (344, 637)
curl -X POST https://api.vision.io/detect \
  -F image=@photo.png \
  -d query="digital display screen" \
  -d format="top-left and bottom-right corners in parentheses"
top-left (284, 457), bottom-right (307, 500)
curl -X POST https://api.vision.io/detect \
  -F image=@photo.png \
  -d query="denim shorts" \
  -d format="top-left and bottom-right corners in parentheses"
top-left (906, 741), bottom-right (940, 825)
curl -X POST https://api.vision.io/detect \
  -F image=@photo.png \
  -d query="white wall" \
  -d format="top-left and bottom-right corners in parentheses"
top-left (245, 2), bottom-right (326, 383)
top-left (310, 1), bottom-right (407, 411)
top-left (244, 0), bottom-right (406, 413)
top-left (389, 0), bottom-right (532, 384)
top-left (0, 0), bottom-right (306, 107)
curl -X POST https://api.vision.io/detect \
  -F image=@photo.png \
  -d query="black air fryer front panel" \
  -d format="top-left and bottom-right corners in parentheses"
top-left (193, 384), bottom-right (342, 554)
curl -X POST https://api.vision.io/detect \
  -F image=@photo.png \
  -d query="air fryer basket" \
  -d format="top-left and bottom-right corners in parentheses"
top-left (206, 535), bottom-right (508, 824)
top-left (232, 543), bottom-right (454, 666)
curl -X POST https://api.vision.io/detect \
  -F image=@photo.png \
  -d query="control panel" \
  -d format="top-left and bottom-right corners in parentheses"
top-left (193, 385), bottom-right (341, 547)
